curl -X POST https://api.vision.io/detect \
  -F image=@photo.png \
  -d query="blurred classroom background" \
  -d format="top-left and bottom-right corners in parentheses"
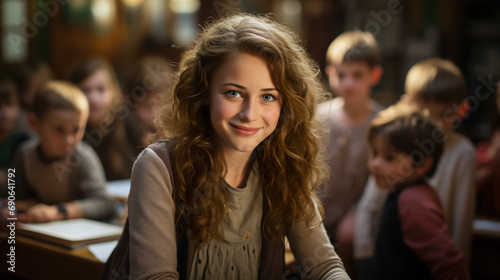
top-left (1, 0), bottom-right (499, 279)
top-left (1, 0), bottom-right (499, 143)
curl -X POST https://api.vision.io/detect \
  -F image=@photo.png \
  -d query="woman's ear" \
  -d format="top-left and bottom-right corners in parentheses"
top-left (370, 66), bottom-right (383, 86)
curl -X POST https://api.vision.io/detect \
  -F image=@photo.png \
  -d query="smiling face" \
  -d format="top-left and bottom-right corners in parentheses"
top-left (208, 53), bottom-right (283, 156)
top-left (368, 135), bottom-right (427, 191)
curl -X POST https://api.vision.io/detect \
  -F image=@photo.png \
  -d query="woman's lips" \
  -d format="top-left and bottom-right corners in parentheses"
top-left (230, 123), bottom-right (260, 136)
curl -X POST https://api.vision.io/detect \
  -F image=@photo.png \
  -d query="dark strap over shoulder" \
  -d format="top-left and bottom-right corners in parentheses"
top-left (259, 194), bottom-right (285, 279)
top-left (101, 219), bottom-right (131, 280)
top-left (149, 141), bottom-right (172, 174)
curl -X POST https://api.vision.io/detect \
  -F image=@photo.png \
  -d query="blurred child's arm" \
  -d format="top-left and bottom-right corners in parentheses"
top-left (353, 176), bottom-right (388, 260)
top-left (8, 150), bottom-right (38, 213)
top-left (71, 144), bottom-right (116, 220)
top-left (18, 204), bottom-right (61, 222)
top-left (15, 198), bottom-right (38, 211)
top-left (399, 185), bottom-right (470, 280)
top-left (18, 201), bottom-right (85, 223)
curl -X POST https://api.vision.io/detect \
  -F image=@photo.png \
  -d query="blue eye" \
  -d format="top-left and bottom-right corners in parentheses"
top-left (226, 90), bottom-right (241, 98)
top-left (262, 94), bottom-right (277, 102)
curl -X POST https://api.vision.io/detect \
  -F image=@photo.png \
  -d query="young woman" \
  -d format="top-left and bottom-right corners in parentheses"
top-left (127, 14), bottom-right (349, 279)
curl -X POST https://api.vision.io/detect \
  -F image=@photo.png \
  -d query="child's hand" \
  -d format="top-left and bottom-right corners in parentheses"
top-left (18, 204), bottom-right (62, 223)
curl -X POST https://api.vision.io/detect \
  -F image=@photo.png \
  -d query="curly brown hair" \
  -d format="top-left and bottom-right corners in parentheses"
top-left (155, 13), bottom-right (328, 243)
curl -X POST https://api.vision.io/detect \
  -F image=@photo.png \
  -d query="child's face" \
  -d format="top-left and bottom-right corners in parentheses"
top-left (208, 53), bottom-right (282, 155)
top-left (327, 62), bottom-right (378, 102)
top-left (78, 69), bottom-right (115, 128)
top-left (34, 109), bottom-right (86, 160)
top-left (368, 135), bottom-right (425, 191)
top-left (415, 100), bottom-right (458, 134)
top-left (0, 102), bottom-right (20, 135)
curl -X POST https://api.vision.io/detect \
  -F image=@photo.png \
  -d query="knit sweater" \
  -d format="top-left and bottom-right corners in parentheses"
top-left (14, 139), bottom-right (115, 220)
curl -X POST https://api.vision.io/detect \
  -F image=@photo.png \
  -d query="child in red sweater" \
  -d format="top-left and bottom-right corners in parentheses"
top-left (368, 104), bottom-right (470, 280)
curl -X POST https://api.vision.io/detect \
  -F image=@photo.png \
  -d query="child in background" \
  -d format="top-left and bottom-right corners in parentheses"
top-left (69, 58), bottom-right (142, 180)
top-left (0, 79), bottom-right (31, 169)
top-left (12, 81), bottom-right (115, 222)
top-left (13, 60), bottom-right (53, 136)
top-left (316, 30), bottom-right (384, 274)
top-left (123, 56), bottom-right (174, 146)
top-left (476, 80), bottom-right (500, 219)
top-left (0, 79), bottom-right (31, 193)
top-left (368, 104), bottom-right (469, 280)
top-left (355, 58), bottom-right (476, 278)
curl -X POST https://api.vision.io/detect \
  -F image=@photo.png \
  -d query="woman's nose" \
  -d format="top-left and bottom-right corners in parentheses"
top-left (239, 100), bottom-right (257, 121)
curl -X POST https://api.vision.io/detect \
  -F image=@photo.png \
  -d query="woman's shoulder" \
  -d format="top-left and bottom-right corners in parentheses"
top-left (134, 141), bottom-right (171, 168)
top-left (130, 141), bottom-right (175, 198)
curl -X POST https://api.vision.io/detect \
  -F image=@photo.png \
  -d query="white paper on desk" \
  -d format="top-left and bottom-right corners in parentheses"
top-left (20, 218), bottom-right (123, 241)
top-left (88, 240), bottom-right (118, 263)
top-left (107, 179), bottom-right (131, 200)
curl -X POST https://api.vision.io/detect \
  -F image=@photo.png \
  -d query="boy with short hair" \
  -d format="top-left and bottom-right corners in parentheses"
top-left (367, 104), bottom-right (470, 280)
top-left (13, 81), bottom-right (115, 222)
top-left (317, 30), bottom-right (384, 274)
top-left (355, 58), bottom-right (476, 278)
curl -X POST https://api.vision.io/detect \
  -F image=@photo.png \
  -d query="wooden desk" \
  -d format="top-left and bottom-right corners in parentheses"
top-left (0, 232), bottom-right (104, 280)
